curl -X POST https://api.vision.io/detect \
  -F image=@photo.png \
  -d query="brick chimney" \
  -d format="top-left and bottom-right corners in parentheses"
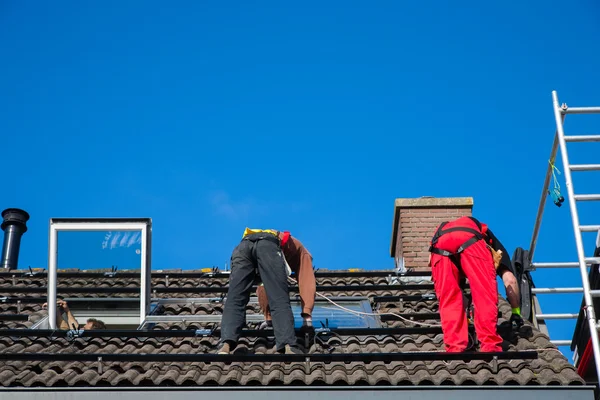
top-left (390, 197), bottom-right (473, 270)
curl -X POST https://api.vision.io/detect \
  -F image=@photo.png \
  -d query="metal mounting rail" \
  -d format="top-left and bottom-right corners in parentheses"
top-left (0, 270), bottom-right (432, 279)
top-left (0, 314), bottom-right (29, 321)
top-left (373, 294), bottom-right (444, 303)
top-left (372, 293), bottom-right (472, 303)
top-left (0, 351), bottom-right (538, 363)
top-left (0, 294), bottom-right (448, 305)
top-left (0, 297), bottom-right (48, 304)
top-left (0, 283), bottom-right (437, 295)
top-left (144, 314), bottom-right (265, 323)
top-left (0, 326), bottom-right (461, 339)
top-left (528, 90), bottom-right (600, 386)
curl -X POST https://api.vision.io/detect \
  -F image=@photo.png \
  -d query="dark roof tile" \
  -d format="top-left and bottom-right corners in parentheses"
top-left (0, 270), bottom-right (585, 388)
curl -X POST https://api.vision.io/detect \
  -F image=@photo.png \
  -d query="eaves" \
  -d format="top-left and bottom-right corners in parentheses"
top-left (0, 385), bottom-right (595, 400)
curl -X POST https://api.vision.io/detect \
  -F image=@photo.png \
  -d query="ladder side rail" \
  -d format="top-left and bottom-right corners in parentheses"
top-left (552, 90), bottom-right (600, 386)
top-left (530, 116), bottom-right (565, 260)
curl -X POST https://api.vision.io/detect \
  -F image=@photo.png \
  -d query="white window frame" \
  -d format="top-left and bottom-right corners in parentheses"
top-left (47, 218), bottom-right (152, 328)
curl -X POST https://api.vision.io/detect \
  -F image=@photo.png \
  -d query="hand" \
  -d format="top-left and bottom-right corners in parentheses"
top-left (42, 301), bottom-right (69, 311)
top-left (57, 300), bottom-right (69, 311)
top-left (510, 313), bottom-right (524, 331)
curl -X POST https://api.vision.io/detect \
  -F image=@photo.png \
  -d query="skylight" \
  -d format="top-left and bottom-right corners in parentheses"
top-left (47, 218), bottom-right (152, 329)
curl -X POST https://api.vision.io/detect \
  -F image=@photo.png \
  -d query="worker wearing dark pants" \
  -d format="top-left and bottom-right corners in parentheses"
top-left (219, 232), bottom-right (301, 354)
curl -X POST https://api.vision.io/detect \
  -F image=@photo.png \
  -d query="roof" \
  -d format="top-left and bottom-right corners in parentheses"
top-left (0, 269), bottom-right (587, 388)
top-left (389, 197), bottom-right (474, 257)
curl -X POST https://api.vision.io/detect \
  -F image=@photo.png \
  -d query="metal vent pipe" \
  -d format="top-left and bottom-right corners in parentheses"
top-left (1, 208), bottom-right (30, 270)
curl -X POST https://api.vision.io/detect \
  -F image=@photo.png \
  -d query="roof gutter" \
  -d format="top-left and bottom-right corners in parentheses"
top-left (0, 385), bottom-right (594, 400)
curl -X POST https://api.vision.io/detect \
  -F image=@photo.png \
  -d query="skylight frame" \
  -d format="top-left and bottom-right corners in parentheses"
top-left (47, 218), bottom-right (152, 329)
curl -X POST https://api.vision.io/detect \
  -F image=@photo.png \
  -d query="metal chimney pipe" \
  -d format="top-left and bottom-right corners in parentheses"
top-left (1, 208), bottom-right (30, 270)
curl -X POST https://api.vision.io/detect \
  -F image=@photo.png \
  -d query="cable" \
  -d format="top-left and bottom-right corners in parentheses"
top-left (288, 277), bottom-right (442, 328)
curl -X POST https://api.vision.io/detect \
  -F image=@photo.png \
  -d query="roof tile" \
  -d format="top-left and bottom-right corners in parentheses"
top-left (0, 270), bottom-right (585, 387)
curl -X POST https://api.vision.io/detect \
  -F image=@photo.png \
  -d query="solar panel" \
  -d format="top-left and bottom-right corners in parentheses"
top-left (290, 298), bottom-right (380, 329)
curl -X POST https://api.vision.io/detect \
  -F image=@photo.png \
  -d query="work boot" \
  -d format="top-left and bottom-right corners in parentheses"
top-left (217, 342), bottom-right (232, 354)
top-left (284, 344), bottom-right (304, 355)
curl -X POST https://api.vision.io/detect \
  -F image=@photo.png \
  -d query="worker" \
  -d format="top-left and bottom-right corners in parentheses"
top-left (256, 235), bottom-right (316, 330)
top-left (219, 228), bottom-right (315, 355)
top-left (485, 230), bottom-right (524, 331)
top-left (428, 216), bottom-right (513, 352)
top-left (42, 300), bottom-right (107, 330)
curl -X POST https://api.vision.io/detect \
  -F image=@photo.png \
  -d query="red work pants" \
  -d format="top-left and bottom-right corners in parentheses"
top-left (431, 239), bottom-right (502, 352)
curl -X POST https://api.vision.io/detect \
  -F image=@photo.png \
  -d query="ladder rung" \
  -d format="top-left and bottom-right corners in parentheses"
top-left (580, 225), bottom-right (600, 232)
top-left (564, 106), bottom-right (600, 115)
top-left (532, 258), bottom-right (600, 268)
top-left (590, 290), bottom-right (600, 297)
top-left (570, 164), bottom-right (600, 172)
top-left (536, 313), bottom-right (579, 320)
top-left (564, 135), bottom-right (600, 143)
top-left (574, 194), bottom-right (600, 201)
top-left (532, 287), bottom-right (583, 294)
top-left (550, 340), bottom-right (572, 346)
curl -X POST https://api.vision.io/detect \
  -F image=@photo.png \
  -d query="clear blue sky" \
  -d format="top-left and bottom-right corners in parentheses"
top-left (2, 1), bottom-right (600, 359)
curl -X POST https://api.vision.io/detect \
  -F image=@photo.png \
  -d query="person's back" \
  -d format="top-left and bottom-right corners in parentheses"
top-left (431, 216), bottom-right (483, 254)
top-left (429, 216), bottom-right (503, 353)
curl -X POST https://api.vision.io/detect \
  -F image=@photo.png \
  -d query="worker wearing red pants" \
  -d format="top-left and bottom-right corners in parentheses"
top-left (428, 216), bottom-right (503, 352)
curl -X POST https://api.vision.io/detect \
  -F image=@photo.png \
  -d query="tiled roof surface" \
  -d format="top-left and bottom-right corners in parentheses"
top-left (0, 269), bottom-right (585, 387)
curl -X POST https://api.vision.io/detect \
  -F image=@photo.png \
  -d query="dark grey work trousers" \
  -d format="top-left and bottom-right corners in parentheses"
top-left (220, 234), bottom-right (297, 351)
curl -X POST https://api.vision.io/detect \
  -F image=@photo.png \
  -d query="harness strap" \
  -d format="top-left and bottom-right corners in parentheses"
top-left (429, 223), bottom-right (484, 257)
top-left (280, 231), bottom-right (291, 247)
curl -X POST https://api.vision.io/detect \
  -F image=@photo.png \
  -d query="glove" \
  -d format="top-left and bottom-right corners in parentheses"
top-left (259, 320), bottom-right (273, 330)
top-left (299, 314), bottom-right (314, 334)
top-left (510, 313), bottom-right (524, 331)
top-left (302, 316), bottom-right (313, 328)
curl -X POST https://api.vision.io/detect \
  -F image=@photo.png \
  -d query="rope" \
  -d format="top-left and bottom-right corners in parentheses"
top-left (549, 159), bottom-right (562, 192)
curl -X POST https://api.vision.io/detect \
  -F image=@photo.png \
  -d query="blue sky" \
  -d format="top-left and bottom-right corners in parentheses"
top-left (1, 1), bottom-right (600, 359)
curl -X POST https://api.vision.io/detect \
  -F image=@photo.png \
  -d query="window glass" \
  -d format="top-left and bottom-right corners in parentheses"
top-left (290, 298), bottom-right (380, 329)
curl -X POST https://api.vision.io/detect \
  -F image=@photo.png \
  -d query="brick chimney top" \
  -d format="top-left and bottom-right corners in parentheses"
top-left (390, 197), bottom-right (474, 270)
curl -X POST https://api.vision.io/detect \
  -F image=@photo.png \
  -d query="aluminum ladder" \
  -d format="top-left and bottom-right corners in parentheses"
top-left (529, 90), bottom-right (600, 382)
